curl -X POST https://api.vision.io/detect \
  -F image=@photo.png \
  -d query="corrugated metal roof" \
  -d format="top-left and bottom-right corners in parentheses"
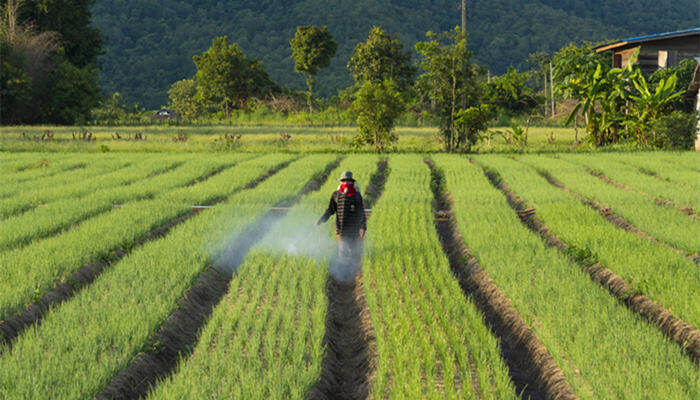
top-left (621, 27), bottom-right (700, 43)
top-left (596, 27), bottom-right (700, 52)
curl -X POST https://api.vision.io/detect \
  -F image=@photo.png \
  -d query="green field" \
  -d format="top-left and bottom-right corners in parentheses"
top-left (0, 150), bottom-right (698, 399)
top-left (2, 125), bottom-right (589, 153)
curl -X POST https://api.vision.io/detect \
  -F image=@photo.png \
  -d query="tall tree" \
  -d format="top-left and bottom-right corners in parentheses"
top-left (352, 79), bottom-right (404, 153)
top-left (193, 36), bottom-right (277, 117)
top-left (0, 0), bottom-right (100, 124)
top-left (347, 26), bottom-right (416, 91)
top-left (289, 25), bottom-right (337, 112)
top-left (415, 27), bottom-right (478, 152)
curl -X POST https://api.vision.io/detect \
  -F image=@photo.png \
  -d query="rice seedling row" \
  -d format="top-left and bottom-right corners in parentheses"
top-left (144, 156), bottom-right (379, 399)
top-left (0, 155), bottom-right (187, 218)
top-left (477, 155), bottom-right (700, 329)
top-left (519, 156), bottom-right (700, 256)
top-left (0, 154), bottom-right (293, 326)
top-left (100, 155), bottom-right (343, 399)
top-left (438, 155), bottom-right (697, 399)
top-left (361, 155), bottom-right (516, 399)
top-left (0, 155), bottom-right (335, 400)
top-left (560, 154), bottom-right (700, 219)
top-left (0, 156), bottom-right (137, 199)
top-left (0, 155), bottom-right (253, 251)
top-left (425, 158), bottom-right (574, 400)
top-left (614, 153), bottom-right (700, 193)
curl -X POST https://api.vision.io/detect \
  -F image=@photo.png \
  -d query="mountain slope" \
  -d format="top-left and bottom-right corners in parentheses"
top-left (91, 0), bottom-right (699, 108)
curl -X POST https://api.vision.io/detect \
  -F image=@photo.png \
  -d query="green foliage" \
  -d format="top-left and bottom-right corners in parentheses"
top-left (352, 79), bottom-right (404, 153)
top-left (290, 25), bottom-right (337, 112)
top-left (560, 47), bottom-right (686, 148)
top-left (415, 27), bottom-right (478, 152)
top-left (347, 26), bottom-right (415, 91)
top-left (193, 36), bottom-right (278, 117)
top-left (651, 111), bottom-right (697, 150)
top-left (648, 59), bottom-right (697, 111)
top-left (0, 0), bottom-right (101, 124)
top-left (454, 104), bottom-right (495, 152)
top-left (168, 79), bottom-right (201, 121)
top-left (483, 67), bottom-right (539, 115)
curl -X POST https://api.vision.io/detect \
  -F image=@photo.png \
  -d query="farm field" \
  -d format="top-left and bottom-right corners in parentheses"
top-left (0, 151), bottom-right (698, 399)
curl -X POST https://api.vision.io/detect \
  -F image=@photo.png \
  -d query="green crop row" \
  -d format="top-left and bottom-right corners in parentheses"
top-left (0, 154), bottom-right (292, 322)
top-left (520, 155), bottom-right (699, 254)
top-left (614, 153), bottom-right (700, 192)
top-left (0, 154), bottom-right (254, 251)
top-left (147, 155), bottom-right (379, 398)
top-left (438, 155), bottom-right (697, 399)
top-left (0, 155), bottom-right (334, 399)
top-left (479, 155), bottom-right (700, 328)
top-left (0, 155), bottom-right (188, 218)
top-left (0, 155), bottom-right (137, 199)
top-left (363, 155), bottom-right (516, 399)
top-left (561, 154), bottom-right (700, 213)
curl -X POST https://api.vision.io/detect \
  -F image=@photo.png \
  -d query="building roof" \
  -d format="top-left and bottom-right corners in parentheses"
top-left (595, 27), bottom-right (700, 53)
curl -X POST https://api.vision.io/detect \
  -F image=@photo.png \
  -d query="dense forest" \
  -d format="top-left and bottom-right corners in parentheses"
top-left (91, 0), bottom-right (699, 108)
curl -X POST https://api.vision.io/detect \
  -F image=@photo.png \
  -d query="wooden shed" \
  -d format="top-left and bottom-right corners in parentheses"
top-left (595, 28), bottom-right (700, 74)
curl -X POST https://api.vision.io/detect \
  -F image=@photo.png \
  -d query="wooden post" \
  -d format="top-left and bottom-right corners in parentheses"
top-left (461, 0), bottom-right (466, 33)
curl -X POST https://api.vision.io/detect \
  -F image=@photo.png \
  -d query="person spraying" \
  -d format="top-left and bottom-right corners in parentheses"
top-left (315, 171), bottom-right (367, 281)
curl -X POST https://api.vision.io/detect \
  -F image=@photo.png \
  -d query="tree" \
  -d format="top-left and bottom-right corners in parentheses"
top-left (8, 0), bottom-right (102, 67)
top-left (348, 26), bottom-right (416, 91)
top-left (0, 0), bottom-right (101, 124)
top-left (168, 79), bottom-right (201, 120)
top-left (483, 67), bottom-right (539, 115)
top-left (352, 79), bottom-right (403, 153)
top-left (415, 27), bottom-right (478, 152)
top-left (193, 36), bottom-right (277, 117)
top-left (454, 104), bottom-right (495, 152)
top-left (290, 25), bottom-right (337, 112)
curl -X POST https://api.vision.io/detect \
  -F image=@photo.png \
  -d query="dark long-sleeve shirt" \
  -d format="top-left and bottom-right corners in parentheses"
top-left (318, 190), bottom-right (367, 237)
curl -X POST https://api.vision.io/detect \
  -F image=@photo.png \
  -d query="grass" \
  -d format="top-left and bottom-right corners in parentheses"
top-left (476, 155), bottom-right (700, 329)
top-left (1, 124), bottom-right (589, 153)
top-left (0, 155), bottom-right (335, 399)
top-left (147, 155), bottom-right (379, 398)
top-left (561, 153), bottom-right (700, 214)
top-left (0, 154), bottom-right (291, 322)
top-left (436, 154), bottom-right (698, 399)
top-left (522, 155), bottom-right (700, 254)
top-left (363, 155), bottom-right (516, 399)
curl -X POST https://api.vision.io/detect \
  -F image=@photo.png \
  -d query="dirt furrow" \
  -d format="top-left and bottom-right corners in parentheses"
top-left (309, 159), bottom-right (387, 400)
top-left (427, 159), bottom-right (577, 400)
top-left (479, 165), bottom-right (700, 363)
top-left (97, 157), bottom-right (341, 400)
top-left (536, 168), bottom-right (700, 264)
top-left (584, 167), bottom-right (699, 221)
top-left (0, 159), bottom-right (294, 351)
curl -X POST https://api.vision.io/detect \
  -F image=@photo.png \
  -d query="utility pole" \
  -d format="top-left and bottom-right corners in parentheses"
top-left (550, 61), bottom-right (555, 116)
top-left (461, 0), bottom-right (467, 109)
top-left (543, 69), bottom-right (548, 116)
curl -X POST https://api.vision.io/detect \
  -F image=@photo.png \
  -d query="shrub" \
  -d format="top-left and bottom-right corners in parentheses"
top-left (651, 111), bottom-right (697, 150)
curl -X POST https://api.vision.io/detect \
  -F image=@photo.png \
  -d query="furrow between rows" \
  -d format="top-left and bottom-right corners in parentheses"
top-left (309, 159), bottom-right (387, 400)
top-left (426, 159), bottom-right (576, 400)
top-left (0, 157), bottom-right (293, 350)
top-left (97, 156), bottom-right (341, 400)
top-left (479, 165), bottom-right (700, 363)
top-left (533, 166), bottom-right (700, 263)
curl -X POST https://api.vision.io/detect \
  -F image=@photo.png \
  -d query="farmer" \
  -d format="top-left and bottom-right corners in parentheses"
top-left (316, 171), bottom-right (367, 281)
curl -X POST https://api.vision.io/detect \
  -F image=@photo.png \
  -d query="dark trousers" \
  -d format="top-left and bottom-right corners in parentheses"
top-left (331, 235), bottom-right (363, 282)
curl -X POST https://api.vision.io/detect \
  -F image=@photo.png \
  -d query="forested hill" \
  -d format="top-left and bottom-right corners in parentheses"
top-left (92, 0), bottom-right (699, 109)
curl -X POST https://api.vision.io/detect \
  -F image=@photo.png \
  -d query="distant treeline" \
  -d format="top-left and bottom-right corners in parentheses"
top-left (90, 0), bottom-right (699, 108)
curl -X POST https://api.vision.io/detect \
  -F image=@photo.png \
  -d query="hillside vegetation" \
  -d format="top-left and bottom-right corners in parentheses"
top-left (92, 0), bottom-right (699, 108)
